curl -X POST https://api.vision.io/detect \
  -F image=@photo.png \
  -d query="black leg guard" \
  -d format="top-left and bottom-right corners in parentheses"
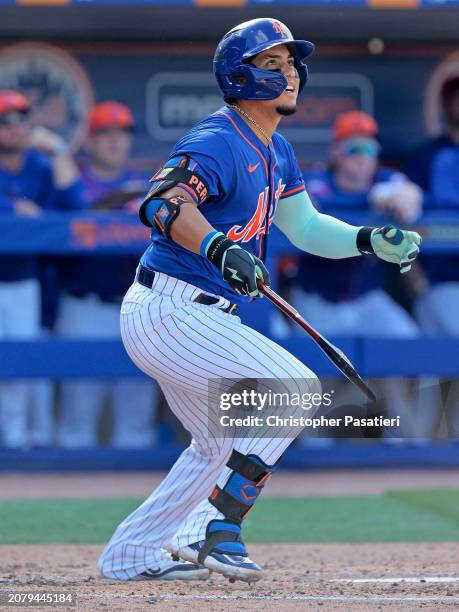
top-left (207, 450), bottom-right (275, 523)
top-left (197, 451), bottom-right (277, 563)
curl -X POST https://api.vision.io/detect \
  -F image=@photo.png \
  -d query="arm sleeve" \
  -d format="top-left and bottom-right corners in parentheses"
top-left (273, 189), bottom-right (362, 259)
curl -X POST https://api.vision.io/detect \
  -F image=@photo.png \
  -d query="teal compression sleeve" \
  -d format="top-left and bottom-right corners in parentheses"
top-left (273, 191), bottom-right (362, 259)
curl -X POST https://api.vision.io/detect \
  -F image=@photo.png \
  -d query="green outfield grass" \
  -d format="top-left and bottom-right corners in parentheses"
top-left (0, 489), bottom-right (458, 545)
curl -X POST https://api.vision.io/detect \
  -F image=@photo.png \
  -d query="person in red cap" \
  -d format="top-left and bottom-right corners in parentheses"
top-left (272, 110), bottom-right (424, 437)
top-left (56, 101), bottom-right (158, 449)
top-left (0, 89), bottom-right (82, 449)
top-left (306, 110), bottom-right (422, 222)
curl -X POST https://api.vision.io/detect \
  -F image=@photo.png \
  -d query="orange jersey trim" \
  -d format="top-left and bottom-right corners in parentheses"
top-left (217, 111), bottom-right (269, 181)
top-left (280, 185), bottom-right (306, 199)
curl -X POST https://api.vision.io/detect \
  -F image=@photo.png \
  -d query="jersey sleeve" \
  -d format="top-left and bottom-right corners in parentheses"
top-left (168, 130), bottom-right (234, 205)
top-left (279, 139), bottom-right (306, 200)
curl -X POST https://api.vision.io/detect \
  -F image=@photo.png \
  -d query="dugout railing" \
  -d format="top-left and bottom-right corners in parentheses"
top-left (1, 210), bottom-right (458, 469)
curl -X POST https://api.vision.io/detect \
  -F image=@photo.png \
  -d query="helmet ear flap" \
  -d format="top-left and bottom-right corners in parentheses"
top-left (297, 60), bottom-right (308, 93)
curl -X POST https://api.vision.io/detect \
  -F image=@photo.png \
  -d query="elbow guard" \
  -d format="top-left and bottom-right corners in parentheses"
top-left (139, 194), bottom-right (188, 238)
top-left (139, 154), bottom-right (210, 237)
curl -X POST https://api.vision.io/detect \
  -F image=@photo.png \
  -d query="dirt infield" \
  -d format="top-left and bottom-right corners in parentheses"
top-left (1, 471), bottom-right (458, 610)
top-left (0, 543), bottom-right (458, 611)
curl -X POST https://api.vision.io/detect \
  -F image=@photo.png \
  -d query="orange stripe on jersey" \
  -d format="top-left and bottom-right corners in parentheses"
top-left (280, 185), bottom-right (306, 199)
top-left (177, 182), bottom-right (199, 203)
top-left (218, 111), bottom-right (269, 180)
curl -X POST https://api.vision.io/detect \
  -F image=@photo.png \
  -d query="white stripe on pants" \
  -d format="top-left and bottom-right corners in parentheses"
top-left (98, 274), bottom-right (319, 579)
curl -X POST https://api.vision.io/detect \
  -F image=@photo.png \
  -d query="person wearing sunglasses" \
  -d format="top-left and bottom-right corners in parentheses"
top-left (304, 111), bottom-right (422, 222)
top-left (0, 89), bottom-right (82, 450)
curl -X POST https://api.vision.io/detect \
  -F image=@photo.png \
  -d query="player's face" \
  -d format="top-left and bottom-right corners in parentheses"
top-left (0, 111), bottom-right (31, 153)
top-left (88, 128), bottom-right (132, 171)
top-left (251, 45), bottom-right (299, 116)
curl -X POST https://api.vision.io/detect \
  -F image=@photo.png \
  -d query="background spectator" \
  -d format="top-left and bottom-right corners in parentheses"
top-left (430, 145), bottom-right (459, 208)
top-left (406, 76), bottom-right (459, 197)
top-left (407, 78), bottom-right (459, 438)
top-left (0, 89), bottom-right (81, 448)
top-left (56, 101), bottom-right (158, 449)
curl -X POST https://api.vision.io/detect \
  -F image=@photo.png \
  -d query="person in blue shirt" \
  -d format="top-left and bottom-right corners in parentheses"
top-left (406, 76), bottom-right (459, 196)
top-left (411, 78), bottom-right (459, 437)
top-left (404, 77), bottom-right (459, 315)
top-left (98, 20), bottom-right (421, 583)
top-left (431, 146), bottom-right (459, 208)
top-left (56, 101), bottom-right (158, 449)
top-left (0, 89), bottom-right (81, 449)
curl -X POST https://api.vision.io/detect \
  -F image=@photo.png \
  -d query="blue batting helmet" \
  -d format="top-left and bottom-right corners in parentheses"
top-left (214, 18), bottom-right (314, 101)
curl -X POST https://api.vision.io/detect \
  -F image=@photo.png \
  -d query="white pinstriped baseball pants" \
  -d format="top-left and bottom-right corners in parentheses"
top-left (98, 273), bottom-right (319, 579)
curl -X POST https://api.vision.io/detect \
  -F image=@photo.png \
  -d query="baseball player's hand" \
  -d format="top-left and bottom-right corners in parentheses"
top-left (206, 232), bottom-right (270, 297)
top-left (370, 224), bottom-right (421, 274)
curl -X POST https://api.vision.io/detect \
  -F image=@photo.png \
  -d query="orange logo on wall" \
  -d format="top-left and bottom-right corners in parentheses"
top-left (71, 219), bottom-right (150, 249)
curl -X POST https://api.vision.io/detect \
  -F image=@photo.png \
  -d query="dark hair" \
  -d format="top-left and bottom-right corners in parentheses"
top-left (224, 97), bottom-right (237, 106)
top-left (441, 76), bottom-right (459, 106)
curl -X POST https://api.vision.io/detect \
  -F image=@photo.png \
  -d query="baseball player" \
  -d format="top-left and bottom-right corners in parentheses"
top-left (98, 18), bottom-right (421, 583)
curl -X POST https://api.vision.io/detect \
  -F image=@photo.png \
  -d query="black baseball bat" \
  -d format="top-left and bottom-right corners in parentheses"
top-left (258, 281), bottom-right (376, 402)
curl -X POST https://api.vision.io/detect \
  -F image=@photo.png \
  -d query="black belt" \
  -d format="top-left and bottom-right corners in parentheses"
top-left (136, 266), bottom-right (238, 315)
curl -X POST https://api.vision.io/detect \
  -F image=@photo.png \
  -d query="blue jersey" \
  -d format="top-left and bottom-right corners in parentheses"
top-left (419, 146), bottom-right (459, 285)
top-left (0, 149), bottom-right (82, 283)
top-left (61, 164), bottom-right (149, 298)
top-left (141, 106), bottom-right (305, 303)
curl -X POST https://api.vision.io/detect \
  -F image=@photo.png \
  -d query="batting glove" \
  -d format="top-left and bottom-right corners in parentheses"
top-left (358, 224), bottom-right (422, 274)
top-left (205, 232), bottom-right (270, 297)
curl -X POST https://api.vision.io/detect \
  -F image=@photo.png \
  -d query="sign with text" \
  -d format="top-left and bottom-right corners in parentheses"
top-left (146, 71), bottom-right (374, 144)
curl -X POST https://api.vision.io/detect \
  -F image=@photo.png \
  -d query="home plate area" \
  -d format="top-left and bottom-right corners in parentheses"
top-left (1, 542), bottom-right (458, 611)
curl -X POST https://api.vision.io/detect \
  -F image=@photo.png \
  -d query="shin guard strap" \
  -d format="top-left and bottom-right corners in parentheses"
top-left (208, 485), bottom-right (250, 524)
top-left (226, 450), bottom-right (272, 483)
top-left (197, 528), bottom-right (241, 565)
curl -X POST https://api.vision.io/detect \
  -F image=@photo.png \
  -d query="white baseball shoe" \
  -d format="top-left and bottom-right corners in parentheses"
top-left (178, 541), bottom-right (262, 584)
top-left (133, 550), bottom-right (210, 581)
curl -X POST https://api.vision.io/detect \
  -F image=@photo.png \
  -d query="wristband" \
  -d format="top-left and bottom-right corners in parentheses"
top-left (356, 226), bottom-right (375, 255)
top-left (206, 232), bottom-right (234, 269)
top-left (200, 230), bottom-right (220, 257)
